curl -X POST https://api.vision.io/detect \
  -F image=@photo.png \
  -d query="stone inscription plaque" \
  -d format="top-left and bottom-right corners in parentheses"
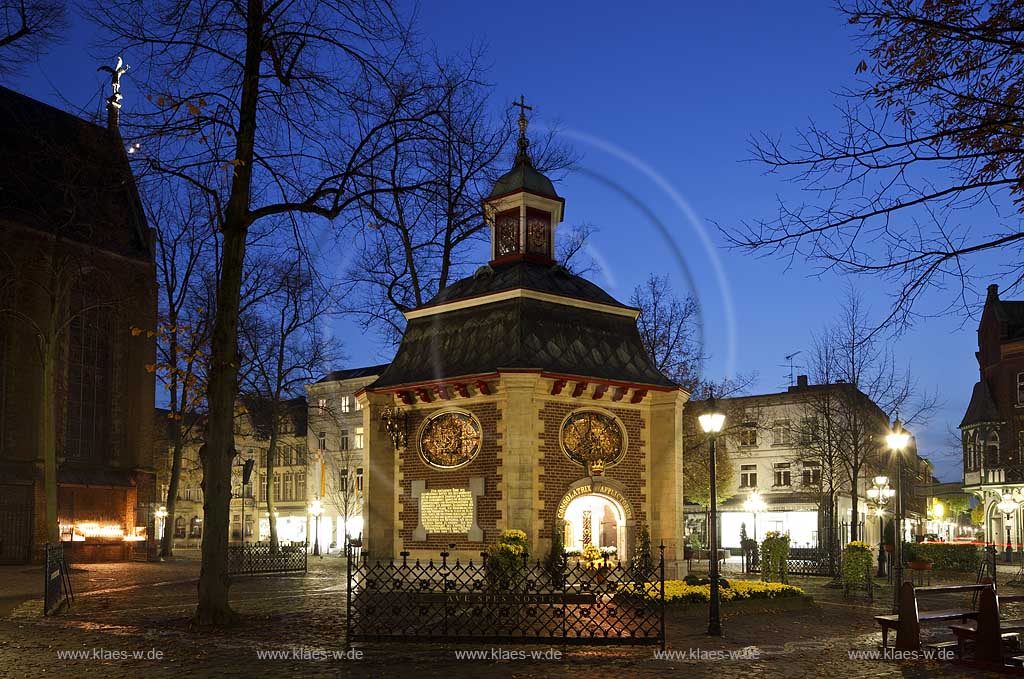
top-left (419, 488), bottom-right (474, 534)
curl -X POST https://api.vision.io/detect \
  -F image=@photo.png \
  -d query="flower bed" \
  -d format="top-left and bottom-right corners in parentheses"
top-left (626, 579), bottom-right (805, 604)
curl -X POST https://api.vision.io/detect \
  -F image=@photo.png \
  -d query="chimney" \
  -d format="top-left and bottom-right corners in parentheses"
top-left (988, 283), bottom-right (1000, 301)
top-left (796, 374), bottom-right (809, 388)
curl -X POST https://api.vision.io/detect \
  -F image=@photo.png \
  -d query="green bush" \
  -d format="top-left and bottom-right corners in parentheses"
top-left (902, 542), bottom-right (979, 571)
top-left (760, 532), bottom-right (790, 583)
top-left (841, 542), bottom-right (873, 588)
top-left (486, 529), bottom-right (530, 589)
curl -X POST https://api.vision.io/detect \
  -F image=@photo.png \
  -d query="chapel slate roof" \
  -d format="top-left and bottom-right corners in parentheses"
top-left (369, 295), bottom-right (677, 389)
top-left (0, 86), bottom-right (151, 261)
top-left (960, 380), bottom-right (1003, 428)
top-left (424, 259), bottom-right (629, 309)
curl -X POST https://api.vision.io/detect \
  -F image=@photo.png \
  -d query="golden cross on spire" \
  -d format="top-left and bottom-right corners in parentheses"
top-left (512, 95), bottom-right (533, 162)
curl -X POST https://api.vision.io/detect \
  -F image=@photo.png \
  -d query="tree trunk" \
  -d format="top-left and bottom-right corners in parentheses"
top-left (266, 426), bottom-right (279, 552)
top-left (850, 470), bottom-right (860, 542)
top-left (41, 340), bottom-right (58, 544)
top-left (161, 430), bottom-right (184, 557)
top-left (194, 0), bottom-right (262, 628)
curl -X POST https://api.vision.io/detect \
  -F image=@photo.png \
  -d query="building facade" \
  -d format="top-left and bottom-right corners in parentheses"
top-left (0, 86), bottom-right (157, 563)
top-left (961, 284), bottom-right (1024, 551)
top-left (686, 376), bottom-right (931, 552)
top-left (305, 366), bottom-right (387, 551)
top-left (356, 117), bottom-right (690, 575)
top-left (153, 398), bottom-right (310, 550)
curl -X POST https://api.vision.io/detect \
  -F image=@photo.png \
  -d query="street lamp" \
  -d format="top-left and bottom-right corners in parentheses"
top-left (743, 490), bottom-right (767, 543)
top-left (998, 493), bottom-right (1019, 563)
top-left (155, 505), bottom-right (168, 541)
top-left (309, 499), bottom-right (324, 558)
top-left (699, 399), bottom-right (726, 637)
top-left (867, 476), bottom-right (895, 577)
top-left (886, 416), bottom-right (910, 611)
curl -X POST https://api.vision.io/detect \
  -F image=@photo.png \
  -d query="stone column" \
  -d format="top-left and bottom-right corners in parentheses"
top-left (359, 391), bottom-right (398, 559)
top-left (647, 389), bottom-right (688, 578)
top-left (496, 372), bottom-right (541, 543)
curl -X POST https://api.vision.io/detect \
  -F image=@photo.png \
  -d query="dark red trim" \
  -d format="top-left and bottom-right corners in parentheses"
top-left (630, 389), bottom-right (648, 404)
top-left (592, 384), bottom-right (609, 400)
top-left (572, 381), bottom-right (588, 398)
top-left (551, 379), bottom-right (567, 396)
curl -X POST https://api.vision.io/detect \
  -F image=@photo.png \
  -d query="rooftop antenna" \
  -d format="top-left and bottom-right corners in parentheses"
top-left (780, 351), bottom-right (802, 387)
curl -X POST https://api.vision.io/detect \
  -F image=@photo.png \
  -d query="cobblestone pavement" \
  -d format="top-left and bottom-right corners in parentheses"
top-left (0, 558), bottom-right (1015, 678)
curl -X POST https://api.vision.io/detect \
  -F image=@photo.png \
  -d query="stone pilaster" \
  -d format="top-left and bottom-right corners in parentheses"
top-left (495, 372), bottom-right (542, 543)
top-left (647, 388), bottom-right (689, 578)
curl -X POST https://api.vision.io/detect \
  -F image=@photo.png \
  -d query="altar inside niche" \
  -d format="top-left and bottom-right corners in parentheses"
top-left (558, 485), bottom-right (631, 561)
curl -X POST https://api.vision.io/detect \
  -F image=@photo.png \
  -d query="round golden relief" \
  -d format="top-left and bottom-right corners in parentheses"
top-left (418, 410), bottom-right (482, 469)
top-left (560, 410), bottom-right (626, 468)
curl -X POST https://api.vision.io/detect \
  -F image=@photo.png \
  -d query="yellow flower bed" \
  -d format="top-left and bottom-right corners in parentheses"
top-left (625, 579), bottom-right (805, 604)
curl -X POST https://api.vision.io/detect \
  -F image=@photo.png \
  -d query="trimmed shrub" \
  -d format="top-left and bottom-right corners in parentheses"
top-left (842, 541), bottom-right (874, 588)
top-left (626, 579), bottom-right (804, 604)
top-left (903, 542), bottom-right (978, 571)
top-left (760, 532), bottom-right (790, 583)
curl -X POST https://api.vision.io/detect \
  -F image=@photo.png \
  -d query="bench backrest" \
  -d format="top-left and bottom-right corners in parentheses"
top-left (895, 580), bottom-right (993, 652)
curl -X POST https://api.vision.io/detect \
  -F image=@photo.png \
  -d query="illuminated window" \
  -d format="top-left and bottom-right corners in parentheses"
top-left (355, 426), bottom-right (365, 449)
top-left (356, 467), bottom-right (364, 492)
top-left (341, 395), bottom-right (351, 413)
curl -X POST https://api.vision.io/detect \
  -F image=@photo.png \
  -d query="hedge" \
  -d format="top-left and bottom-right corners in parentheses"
top-left (903, 542), bottom-right (979, 571)
top-left (625, 579), bottom-right (805, 604)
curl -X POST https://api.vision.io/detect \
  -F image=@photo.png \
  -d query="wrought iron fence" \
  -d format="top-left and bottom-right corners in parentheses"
top-left (745, 545), bottom-right (834, 577)
top-left (346, 546), bottom-right (665, 648)
top-left (228, 542), bottom-right (308, 576)
top-left (43, 543), bottom-right (73, 616)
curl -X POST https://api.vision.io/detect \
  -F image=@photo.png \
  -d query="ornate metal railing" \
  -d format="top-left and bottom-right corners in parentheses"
top-left (745, 545), bottom-right (834, 577)
top-left (228, 542), bottom-right (308, 576)
top-left (346, 546), bottom-right (665, 647)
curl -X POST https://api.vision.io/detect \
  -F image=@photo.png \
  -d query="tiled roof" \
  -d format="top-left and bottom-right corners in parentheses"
top-left (369, 295), bottom-right (676, 389)
top-left (960, 380), bottom-right (1003, 427)
top-left (316, 364), bottom-right (390, 384)
top-left (0, 86), bottom-right (150, 260)
top-left (425, 259), bottom-right (630, 309)
top-left (488, 157), bottom-right (560, 200)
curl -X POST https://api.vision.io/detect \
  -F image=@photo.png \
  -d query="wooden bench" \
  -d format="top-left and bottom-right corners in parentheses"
top-left (875, 582), bottom-right (986, 650)
top-left (951, 589), bottom-right (1024, 666)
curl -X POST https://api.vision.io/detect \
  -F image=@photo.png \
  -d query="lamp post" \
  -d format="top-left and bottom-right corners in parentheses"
top-left (155, 505), bottom-right (168, 542)
top-left (866, 476), bottom-right (895, 577)
top-left (309, 499), bottom-right (324, 558)
top-left (886, 417), bottom-right (910, 612)
top-left (998, 494), bottom-right (1019, 564)
top-left (743, 490), bottom-right (767, 544)
top-left (699, 399), bottom-right (726, 637)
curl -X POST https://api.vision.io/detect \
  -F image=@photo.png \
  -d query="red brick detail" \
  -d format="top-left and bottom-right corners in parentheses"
top-left (398, 402), bottom-right (501, 551)
top-left (399, 391), bottom-right (415, 405)
top-left (551, 379), bottom-right (567, 396)
top-left (454, 383), bottom-right (470, 398)
top-left (476, 380), bottom-right (491, 396)
top-left (592, 384), bottom-right (608, 400)
top-left (571, 382), bottom-right (588, 398)
top-left (537, 402), bottom-right (647, 540)
top-left (630, 389), bottom-right (648, 404)
top-left (612, 387), bottom-right (626, 402)
top-left (416, 388), bottom-right (434, 403)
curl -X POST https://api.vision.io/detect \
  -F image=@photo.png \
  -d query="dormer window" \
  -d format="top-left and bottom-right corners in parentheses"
top-left (495, 208), bottom-right (519, 257)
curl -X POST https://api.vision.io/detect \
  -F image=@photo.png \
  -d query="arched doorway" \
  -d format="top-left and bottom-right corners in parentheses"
top-left (561, 492), bottom-right (627, 560)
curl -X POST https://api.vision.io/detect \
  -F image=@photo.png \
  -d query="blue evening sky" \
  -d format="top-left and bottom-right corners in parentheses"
top-left (5, 1), bottom-right (984, 480)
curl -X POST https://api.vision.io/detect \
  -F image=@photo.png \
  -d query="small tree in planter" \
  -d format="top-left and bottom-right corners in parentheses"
top-left (760, 532), bottom-right (790, 583)
top-left (545, 526), bottom-right (565, 589)
top-left (883, 520), bottom-right (895, 552)
top-left (842, 541), bottom-right (874, 599)
top-left (633, 523), bottom-right (654, 578)
top-left (486, 529), bottom-right (530, 591)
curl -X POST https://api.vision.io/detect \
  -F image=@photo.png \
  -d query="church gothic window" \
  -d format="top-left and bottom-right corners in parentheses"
top-left (65, 297), bottom-right (114, 463)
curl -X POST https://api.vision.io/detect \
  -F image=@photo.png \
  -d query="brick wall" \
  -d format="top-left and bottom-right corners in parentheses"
top-left (398, 402), bottom-right (501, 551)
top-left (537, 402), bottom-right (646, 539)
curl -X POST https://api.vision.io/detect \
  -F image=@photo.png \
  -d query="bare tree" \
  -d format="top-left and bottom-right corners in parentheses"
top-left (0, 0), bottom-right (65, 77)
top-left (239, 254), bottom-right (339, 552)
top-left (344, 68), bottom-right (578, 343)
top-left (87, 0), bottom-right (464, 625)
top-left (144, 181), bottom-right (215, 558)
top-left (727, 1), bottom-right (1024, 330)
top-left (631, 273), bottom-right (703, 391)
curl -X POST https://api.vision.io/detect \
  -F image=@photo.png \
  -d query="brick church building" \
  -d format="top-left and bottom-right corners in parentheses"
top-left (0, 86), bottom-right (157, 563)
top-left (962, 284), bottom-right (1024, 552)
top-left (357, 110), bottom-right (690, 575)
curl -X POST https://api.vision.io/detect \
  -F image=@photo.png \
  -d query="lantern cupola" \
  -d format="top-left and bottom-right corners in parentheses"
top-left (484, 96), bottom-right (565, 265)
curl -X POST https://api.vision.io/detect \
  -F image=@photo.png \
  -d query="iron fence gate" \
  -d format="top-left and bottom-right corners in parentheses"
top-left (0, 484), bottom-right (32, 564)
top-left (346, 546), bottom-right (665, 647)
